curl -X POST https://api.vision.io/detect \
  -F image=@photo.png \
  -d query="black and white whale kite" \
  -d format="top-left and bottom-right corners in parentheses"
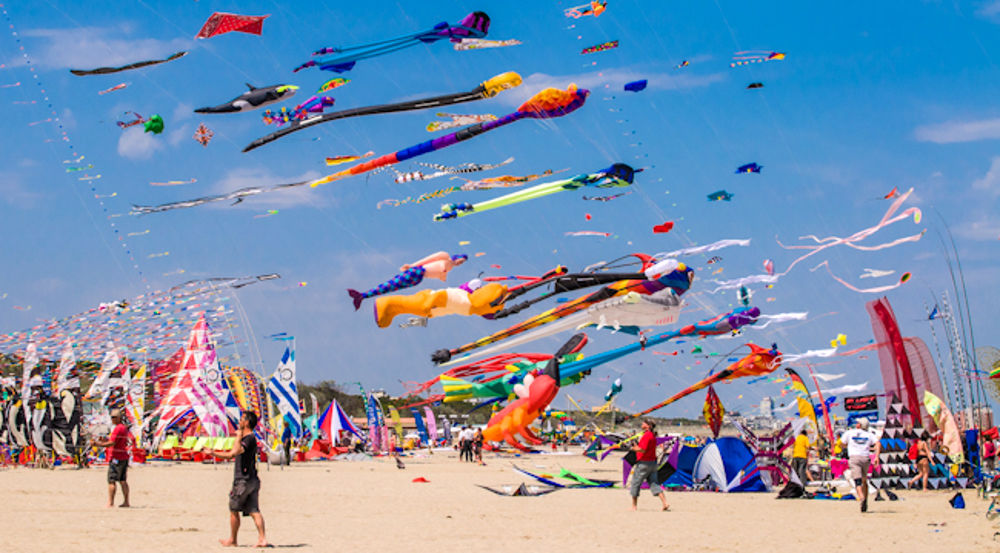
top-left (195, 83), bottom-right (298, 113)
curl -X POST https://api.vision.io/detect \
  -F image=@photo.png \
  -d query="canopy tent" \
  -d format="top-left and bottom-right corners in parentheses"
top-left (692, 437), bottom-right (768, 492)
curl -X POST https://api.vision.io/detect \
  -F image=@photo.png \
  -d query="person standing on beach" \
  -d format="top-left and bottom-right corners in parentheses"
top-left (907, 436), bottom-right (931, 490)
top-left (473, 427), bottom-right (484, 465)
top-left (839, 418), bottom-right (881, 513)
top-left (791, 429), bottom-right (811, 486)
top-left (213, 411), bottom-right (269, 548)
top-left (629, 419), bottom-right (670, 512)
top-left (93, 409), bottom-right (132, 508)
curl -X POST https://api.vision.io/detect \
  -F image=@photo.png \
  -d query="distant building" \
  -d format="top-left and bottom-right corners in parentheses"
top-left (760, 396), bottom-right (773, 418)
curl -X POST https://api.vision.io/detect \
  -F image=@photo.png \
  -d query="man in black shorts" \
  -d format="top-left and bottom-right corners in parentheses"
top-left (213, 411), bottom-right (269, 547)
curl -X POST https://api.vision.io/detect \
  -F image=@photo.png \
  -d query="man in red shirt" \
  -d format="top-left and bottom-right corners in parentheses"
top-left (94, 409), bottom-right (132, 507)
top-left (629, 419), bottom-right (670, 511)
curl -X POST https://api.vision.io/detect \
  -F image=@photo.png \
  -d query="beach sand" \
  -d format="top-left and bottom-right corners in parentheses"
top-left (0, 448), bottom-right (994, 553)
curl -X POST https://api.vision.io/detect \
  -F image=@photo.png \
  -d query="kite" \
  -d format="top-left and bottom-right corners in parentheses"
top-left (144, 114), bottom-right (164, 134)
top-left (192, 123), bottom-right (214, 147)
top-left (859, 268), bottom-right (894, 279)
top-left (707, 256), bottom-right (722, 264)
top-left (477, 483), bottom-right (559, 496)
top-left (262, 95), bottom-right (335, 126)
top-left (65, 164), bottom-right (93, 173)
top-left (194, 84), bottom-right (298, 113)
top-left (195, 13), bottom-right (269, 39)
top-left (455, 169), bottom-right (565, 191)
top-left (652, 222), bottom-right (674, 234)
top-left (565, 231), bottom-right (611, 237)
top-left (708, 190), bottom-right (734, 201)
top-left (317, 78), bottom-right (349, 93)
top-left (242, 71), bottom-right (522, 151)
top-left (829, 333), bottom-right (847, 348)
top-left (131, 181), bottom-right (308, 214)
top-left (392, 158), bottom-right (514, 184)
top-left (763, 259), bottom-right (774, 276)
top-left (70, 51), bottom-right (188, 76)
top-left (426, 112), bottom-right (498, 132)
top-left (624, 80), bottom-right (648, 92)
top-left (308, 84), bottom-right (589, 188)
top-left (582, 191), bottom-right (631, 201)
top-left (564, 1), bottom-right (607, 18)
top-left (294, 12), bottom-right (490, 73)
top-left (399, 317), bottom-right (428, 329)
top-left (445, 288), bottom-right (684, 365)
top-left (326, 152), bottom-right (373, 166)
top-left (731, 51), bottom-right (785, 67)
top-left (631, 343), bottom-right (782, 417)
top-left (116, 112), bottom-right (145, 129)
top-left (373, 280), bottom-right (509, 328)
top-left (481, 335), bottom-right (582, 450)
top-left (348, 252), bottom-right (468, 310)
top-left (810, 261), bottom-right (912, 294)
top-left (746, 82), bottom-right (764, 89)
top-left (605, 377), bottom-right (623, 402)
top-left (581, 40), bottom-right (618, 54)
top-left (883, 187), bottom-right (899, 199)
top-left (709, 189), bottom-right (923, 293)
top-left (149, 178), bottom-right (196, 186)
top-left (453, 38), bottom-right (522, 51)
top-left (434, 163), bottom-right (635, 220)
top-left (703, 386), bottom-right (724, 439)
top-left (253, 210), bottom-right (279, 218)
top-left (736, 162), bottom-right (762, 174)
top-left (675, 60), bottom-right (690, 69)
top-left (432, 258), bottom-right (694, 365)
top-left (98, 83), bottom-right (128, 95)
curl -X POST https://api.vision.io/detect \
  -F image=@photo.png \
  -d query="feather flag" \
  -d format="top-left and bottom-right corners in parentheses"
top-left (55, 343), bottom-right (79, 393)
top-left (424, 406), bottom-right (438, 445)
top-left (84, 342), bottom-right (119, 403)
top-left (923, 391), bottom-right (963, 463)
top-left (20, 343), bottom-right (39, 402)
top-left (389, 406), bottom-right (404, 443)
top-left (267, 347), bottom-right (301, 438)
top-left (124, 363), bottom-right (146, 441)
top-left (703, 386), bottom-right (724, 439)
top-left (410, 407), bottom-right (429, 443)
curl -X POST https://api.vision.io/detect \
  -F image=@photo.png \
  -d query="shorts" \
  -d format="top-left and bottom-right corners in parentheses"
top-left (229, 478), bottom-right (260, 516)
top-left (107, 459), bottom-right (128, 483)
top-left (630, 461), bottom-right (662, 498)
top-left (848, 456), bottom-right (871, 486)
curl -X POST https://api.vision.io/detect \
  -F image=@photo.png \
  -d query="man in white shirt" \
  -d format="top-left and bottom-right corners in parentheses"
top-left (840, 418), bottom-right (881, 513)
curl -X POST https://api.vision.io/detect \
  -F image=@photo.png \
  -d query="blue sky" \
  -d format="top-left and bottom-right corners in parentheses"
top-left (1, 1), bottom-right (999, 419)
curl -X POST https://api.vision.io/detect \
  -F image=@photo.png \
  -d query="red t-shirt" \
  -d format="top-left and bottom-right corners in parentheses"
top-left (984, 440), bottom-right (996, 459)
top-left (637, 431), bottom-right (657, 462)
top-left (108, 423), bottom-right (131, 461)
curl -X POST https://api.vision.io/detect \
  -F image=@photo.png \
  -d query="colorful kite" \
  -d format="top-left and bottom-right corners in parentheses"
top-left (98, 83), bottom-right (128, 95)
top-left (652, 221), bottom-right (674, 234)
top-left (195, 13), bottom-right (269, 39)
top-left (566, 231), bottom-right (611, 237)
top-left (632, 343), bottom-right (782, 417)
top-left (736, 162), bottom-right (762, 174)
top-left (675, 60), bottom-right (690, 69)
top-left (434, 163), bottom-right (633, 220)
top-left (453, 38), bottom-right (521, 50)
top-left (195, 84), bottom-right (297, 113)
top-left (326, 152), bottom-right (373, 166)
top-left (116, 112), bottom-right (145, 129)
top-left (581, 191), bottom-right (631, 201)
top-left (243, 71), bottom-right (522, 151)
top-left (262, 95), bottom-right (335, 126)
top-left (192, 123), bottom-right (214, 147)
top-left (703, 386), bottom-right (724, 439)
top-left (456, 169), bottom-right (565, 190)
top-left (810, 261), bottom-right (912, 294)
top-left (426, 112), bottom-right (498, 132)
top-left (70, 51), bottom-right (188, 76)
top-left (308, 84), bottom-right (589, 188)
top-left (564, 1), bottom-right (607, 18)
top-left (731, 51), bottom-right (785, 67)
top-left (581, 40), bottom-right (618, 54)
top-left (317, 78), bottom-right (349, 93)
top-left (707, 190), bottom-right (734, 201)
top-left (348, 252), bottom-right (468, 310)
top-left (143, 114), bottom-right (164, 134)
top-left (294, 12), bottom-right (490, 73)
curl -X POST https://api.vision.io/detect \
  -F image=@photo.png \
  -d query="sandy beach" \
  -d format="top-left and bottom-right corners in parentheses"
top-left (1, 448), bottom-right (994, 553)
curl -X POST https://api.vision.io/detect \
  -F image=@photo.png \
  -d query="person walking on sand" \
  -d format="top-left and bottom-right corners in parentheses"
top-left (907, 436), bottom-right (931, 490)
top-left (473, 427), bottom-right (484, 465)
top-left (840, 418), bottom-right (881, 513)
top-left (629, 419), bottom-right (670, 512)
top-left (93, 409), bottom-right (132, 508)
top-left (213, 411), bottom-right (269, 548)
top-left (791, 429), bottom-right (811, 486)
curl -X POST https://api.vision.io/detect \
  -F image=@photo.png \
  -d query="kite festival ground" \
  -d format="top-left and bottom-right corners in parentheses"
top-left (0, 446), bottom-right (994, 552)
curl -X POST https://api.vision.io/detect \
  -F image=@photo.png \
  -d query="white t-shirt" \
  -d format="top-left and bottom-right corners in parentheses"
top-left (840, 428), bottom-right (878, 457)
top-left (460, 429), bottom-right (474, 442)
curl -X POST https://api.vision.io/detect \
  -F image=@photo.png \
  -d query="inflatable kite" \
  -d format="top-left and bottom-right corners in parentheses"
top-left (624, 80), bottom-right (648, 92)
top-left (242, 71), bottom-right (522, 151)
top-left (456, 169), bottom-right (564, 190)
top-left (195, 84), bottom-right (297, 113)
top-left (736, 162), bottom-right (762, 174)
top-left (746, 82), bottom-right (764, 89)
top-left (317, 78), bottom-right (349, 93)
top-left (605, 377), bottom-right (623, 402)
top-left (481, 334), bottom-right (583, 450)
top-left (434, 163), bottom-right (635, 220)
top-left (707, 190), bottom-right (733, 201)
top-left (195, 12), bottom-right (268, 39)
top-left (432, 258), bottom-right (694, 365)
top-left (564, 1), bottom-right (607, 18)
top-left (192, 123), bottom-right (214, 146)
top-left (731, 51), bottom-right (785, 67)
top-left (453, 38), bottom-right (522, 50)
top-left (631, 343), bottom-right (782, 417)
top-left (373, 280), bottom-right (508, 328)
top-left (308, 84), bottom-right (589, 188)
top-left (426, 112), bottom-right (498, 132)
top-left (348, 252), bottom-right (468, 310)
top-left (70, 51), bottom-right (188, 76)
top-left (143, 114), bottom-right (164, 134)
top-left (262, 95), bottom-right (335, 126)
top-left (582, 191), bottom-right (631, 201)
top-left (294, 12), bottom-right (490, 73)
top-left (581, 40), bottom-right (618, 54)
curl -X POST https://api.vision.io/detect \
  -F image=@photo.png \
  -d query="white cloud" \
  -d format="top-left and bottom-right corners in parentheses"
top-left (953, 215), bottom-right (1000, 241)
top-left (171, 102), bottom-right (193, 124)
top-left (17, 27), bottom-right (191, 71)
top-left (914, 117), bottom-right (1000, 143)
top-left (972, 156), bottom-right (1000, 196)
top-left (167, 123), bottom-right (192, 147)
top-left (978, 0), bottom-right (1000, 19)
top-left (209, 168), bottom-right (329, 209)
top-left (497, 68), bottom-right (726, 105)
top-left (0, 171), bottom-right (41, 208)
top-left (117, 126), bottom-right (162, 159)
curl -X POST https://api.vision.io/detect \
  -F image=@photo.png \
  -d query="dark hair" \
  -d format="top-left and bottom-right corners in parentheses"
top-left (243, 411), bottom-right (258, 429)
top-left (642, 419), bottom-right (656, 433)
